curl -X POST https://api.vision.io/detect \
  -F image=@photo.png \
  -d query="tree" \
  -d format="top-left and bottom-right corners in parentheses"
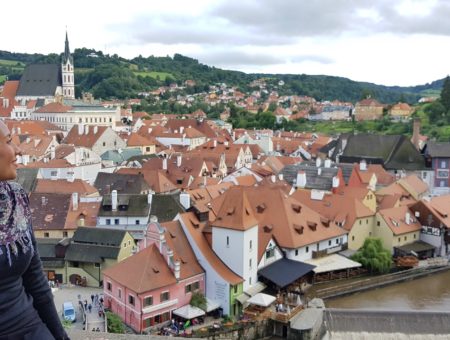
top-left (351, 238), bottom-right (392, 274)
top-left (106, 311), bottom-right (125, 333)
top-left (440, 76), bottom-right (450, 111)
top-left (190, 291), bottom-right (207, 311)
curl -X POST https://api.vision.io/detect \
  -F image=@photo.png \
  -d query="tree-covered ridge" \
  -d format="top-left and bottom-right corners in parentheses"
top-left (0, 49), bottom-right (445, 103)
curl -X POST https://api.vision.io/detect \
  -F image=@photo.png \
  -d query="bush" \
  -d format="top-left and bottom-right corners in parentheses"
top-left (190, 291), bottom-right (207, 311)
top-left (106, 311), bottom-right (125, 334)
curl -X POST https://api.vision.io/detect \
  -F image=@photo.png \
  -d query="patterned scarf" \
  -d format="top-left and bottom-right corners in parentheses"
top-left (0, 181), bottom-right (34, 266)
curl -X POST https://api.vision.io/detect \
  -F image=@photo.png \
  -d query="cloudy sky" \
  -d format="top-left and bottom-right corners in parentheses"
top-left (3, 0), bottom-right (450, 86)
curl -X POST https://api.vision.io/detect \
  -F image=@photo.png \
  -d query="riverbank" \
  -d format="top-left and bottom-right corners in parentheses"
top-left (306, 263), bottom-right (450, 301)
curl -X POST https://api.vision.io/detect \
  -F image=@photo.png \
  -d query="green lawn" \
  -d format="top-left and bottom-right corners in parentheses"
top-left (133, 71), bottom-right (172, 80)
top-left (0, 75), bottom-right (6, 83)
top-left (0, 59), bottom-right (25, 67)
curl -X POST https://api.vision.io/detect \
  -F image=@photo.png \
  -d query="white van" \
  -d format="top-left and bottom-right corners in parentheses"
top-left (62, 301), bottom-right (76, 322)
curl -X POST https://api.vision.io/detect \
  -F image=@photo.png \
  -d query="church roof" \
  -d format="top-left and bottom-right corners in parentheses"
top-left (17, 64), bottom-right (62, 97)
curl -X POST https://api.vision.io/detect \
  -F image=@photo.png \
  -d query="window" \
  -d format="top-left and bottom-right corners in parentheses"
top-left (437, 170), bottom-right (449, 178)
top-left (144, 296), bottom-right (153, 306)
top-left (128, 295), bottom-right (135, 305)
top-left (328, 240), bottom-right (332, 246)
top-left (63, 231), bottom-right (68, 237)
top-left (136, 220), bottom-right (140, 225)
top-left (144, 318), bottom-right (152, 328)
top-left (114, 219), bottom-right (119, 225)
top-left (398, 237), bottom-right (401, 242)
top-left (226, 236), bottom-right (229, 247)
top-left (359, 220), bottom-right (362, 225)
top-left (103, 142), bottom-right (106, 147)
top-left (123, 242), bottom-right (127, 248)
top-left (160, 292), bottom-right (170, 302)
top-left (44, 232), bottom-right (50, 238)
top-left (404, 236), bottom-right (407, 241)
top-left (369, 232), bottom-right (372, 236)
top-left (352, 236), bottom-right (355, 241)
top-left (249, 277), bottom-right (252, 285)
top-left (306, 246), bottom-right (309, 253)
top-left (377, 221), bottom-right (380, 226)
top-left (336, 239), bottom-right (339, 245)
top-left (146, 147), bottom-right (150, 152)
top-left (233, 285), bottom-right (238, 294)
top-left (249, 240), bottom-right (252, 251)
top-left (266, 248), bottom-right (275, 259)
top-left (50, 170), bottom-right (57, 177)
top-left (414, 234), bottom-right (416, 239)
top-left (295, 249), bottom-right (299, 256)
top-left (249, 259), bottom-right (252, 269)
top-left (118, 289), bottom-right (122, 298)
top-left (107, 282), bottom-right (112, 291)
top-left (441, 161), bottom-right (447, 168)
top-left (106, 219), bottom-right (111, 225)
top-left (94, 263), bottom-right (100, 268)
top-left (366, 219), bottom-right (368, 224)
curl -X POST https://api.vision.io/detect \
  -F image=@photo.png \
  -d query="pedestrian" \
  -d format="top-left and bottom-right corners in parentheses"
top-left (95, 293), bottom-right (99, 305)
top-left (0, 120), bottom-right (70, 339)
top-left (91, 294), bottom-right (94, 303)
top-left (88, 304), bottom-right (92, 313)
top-left (84, 300), bottom-right (88, 310)
top-left (99, 296), bottom-right (104, 305)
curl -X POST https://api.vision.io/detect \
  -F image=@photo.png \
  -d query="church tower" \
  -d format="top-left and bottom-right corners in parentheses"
top-left (61, 31), bottom-right (75, 99)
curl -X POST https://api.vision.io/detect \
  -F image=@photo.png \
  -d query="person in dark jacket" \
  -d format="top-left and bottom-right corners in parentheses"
top-left (0, 121), bottom-right (69, 340)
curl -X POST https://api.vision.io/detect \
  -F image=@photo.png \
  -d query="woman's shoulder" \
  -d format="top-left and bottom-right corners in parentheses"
top-left (1, 181), bottom-right (28, 198)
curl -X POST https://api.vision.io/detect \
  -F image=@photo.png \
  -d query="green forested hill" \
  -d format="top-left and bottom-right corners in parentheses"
top-left (0, 49), bottom-right (444, 103)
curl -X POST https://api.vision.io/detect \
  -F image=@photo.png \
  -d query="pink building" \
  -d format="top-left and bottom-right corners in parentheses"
top-left (103, 220), bottom-right (205, 333)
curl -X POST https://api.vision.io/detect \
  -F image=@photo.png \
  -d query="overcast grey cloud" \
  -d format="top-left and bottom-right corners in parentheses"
top-left (1, 0), bottom-right (450, 86)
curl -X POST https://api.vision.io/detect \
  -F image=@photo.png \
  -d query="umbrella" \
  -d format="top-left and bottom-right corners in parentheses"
top-left (246, 293), bottom-right (276, 307)
top-left (173, 305), bottom-right (205, 319)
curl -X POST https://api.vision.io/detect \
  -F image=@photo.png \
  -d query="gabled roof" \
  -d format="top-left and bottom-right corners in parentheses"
top-left (35, 102), bottom-right (72, 113)
top-left (103, 244), bottom-right (177, 293)
top-left (99, 194), bottom-right (151, 217)
top-left (35, 178), bottom-right (98, 196)
top-left (426, 142), bottom-right (450, 158)
top-left (17, 64), bottom-right (62, 96)
top-left (64, 125), bottom-right (109, 148)
top-left (212, 186), bottom-right (259, 231)
top-left (378, 206), bottom-right (421, 235)
top-left (126, 133), bottom-right (155, 147)
top-left (94, 172), bottom-right (150, 195)
top-left (117, 168), bottom-right (178, 193)
top-left (29, 193), bottom-right (71, 230)
top-left (334, 134), bottom-right (425, 170)
top-left (161, 220), bottom-right (204, 280)
top-left (178, 212), bottom-right (243, 285)
top-left (72, 227), bottom-right (128, 246)
top-left (165, 118), bottom-right (217, 138)
top-left (150, 194), bottom-right (185, 223)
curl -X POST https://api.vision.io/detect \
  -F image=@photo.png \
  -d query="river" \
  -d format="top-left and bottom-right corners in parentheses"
top-left (325, 270), bottom-right (450, 311)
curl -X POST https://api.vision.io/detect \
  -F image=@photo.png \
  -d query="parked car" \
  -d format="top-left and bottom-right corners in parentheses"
top-left (62, 301), bottom-right (76, 322)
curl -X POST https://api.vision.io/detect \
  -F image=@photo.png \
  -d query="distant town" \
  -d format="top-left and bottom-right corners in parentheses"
top-left (1, 33), bottom-right (450, 339)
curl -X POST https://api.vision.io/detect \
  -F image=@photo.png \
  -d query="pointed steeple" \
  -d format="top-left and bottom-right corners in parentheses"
top-left (63, 31), bottom-right (73, 65)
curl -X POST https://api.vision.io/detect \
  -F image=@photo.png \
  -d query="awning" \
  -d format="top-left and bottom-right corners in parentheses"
top-left (304, 254), bottom-right (361, 274)
top-left (395, 240), bottom-right (435, 254)
top-left (247, 293), bottom-right (276, 307)
top-left (236, 293), bottom-right (250, 304)
top-left (244, 281), bottom-right (266, 297)
top-left (172, 305), bottom-right (205, 319)
top-left (258, 258), bottom-right (316, 288)
top-left (204, 298), bottom-right (221, 312)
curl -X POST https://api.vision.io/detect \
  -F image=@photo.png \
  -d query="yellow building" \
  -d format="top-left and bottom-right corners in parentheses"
top-left (374, 206), bottom-right (421, 253)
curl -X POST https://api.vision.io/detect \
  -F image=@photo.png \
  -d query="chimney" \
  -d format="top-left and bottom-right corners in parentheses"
top-left (50, 145), bottom-right (56, 160)
top-left (159, 227), bottom-right (165, 253)
top-left (180, 126), bottom-right (184, 133)
top-left (166, 248), bottom-right (174, 266)
top-left (405, 212), bottom-right (411, 225)
top-left (162, 158), bottom-right (168, 170)
top-left (177, 154), bottom-right (182, 167)
top-left (278, 173), bottom-right (284, 181)
top-left (332, 176), bottom-right (340, 193)
top-left (224, 141), bottom-right (229, 146)
top-left (84, 125), bottom-right (89, 135)
top-left (147, 192), bottom-right (153, 205)
top-left (174, 260), bottom-right (181, 280)
top-left (72, 192), bottom-right (79, 211)
top-left (415, 211), bottom-right (420, 218)
top-left (324, 159), bottom-right (331, 168)
top-left (359, 159), bottom-right (367, 171)
top-left (316, 158), bottom-right (322, 168)
top-left (17, 127), bottom-right (21, 134)
top-left (26, 137), bottom-right (31, 144)
top-left (213, 140), bottom-right (217, 147)
top-left (296, 171), bottom-right (307, 188)
top-left (41, 196), bottom-right (47, 206)
top-left (111, 190), bottom-right (118, 211)
top-left (148, 127), bottom-right (152, 134)
top-left (317, 168), bottom-right (322, 176)
top-left (271, 175), bottom-right (276, 183)
top-left (3, 98), bottom-right (9, 108)
top-left (78, 124), bottom-right (84, 136)
top-left (93, 126), bottom-right (98, 134)
top-left (180, 192), bottom-right (191, 210)
top-left (412, 118), bottom-right (421, 150)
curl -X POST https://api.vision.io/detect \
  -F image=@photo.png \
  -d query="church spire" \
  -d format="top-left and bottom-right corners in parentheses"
top-left (63, 31), bottom-right (73, 65)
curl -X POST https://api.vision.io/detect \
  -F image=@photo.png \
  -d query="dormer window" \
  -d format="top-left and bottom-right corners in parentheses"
top-left (307, 221), bottom-right (317, 231)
